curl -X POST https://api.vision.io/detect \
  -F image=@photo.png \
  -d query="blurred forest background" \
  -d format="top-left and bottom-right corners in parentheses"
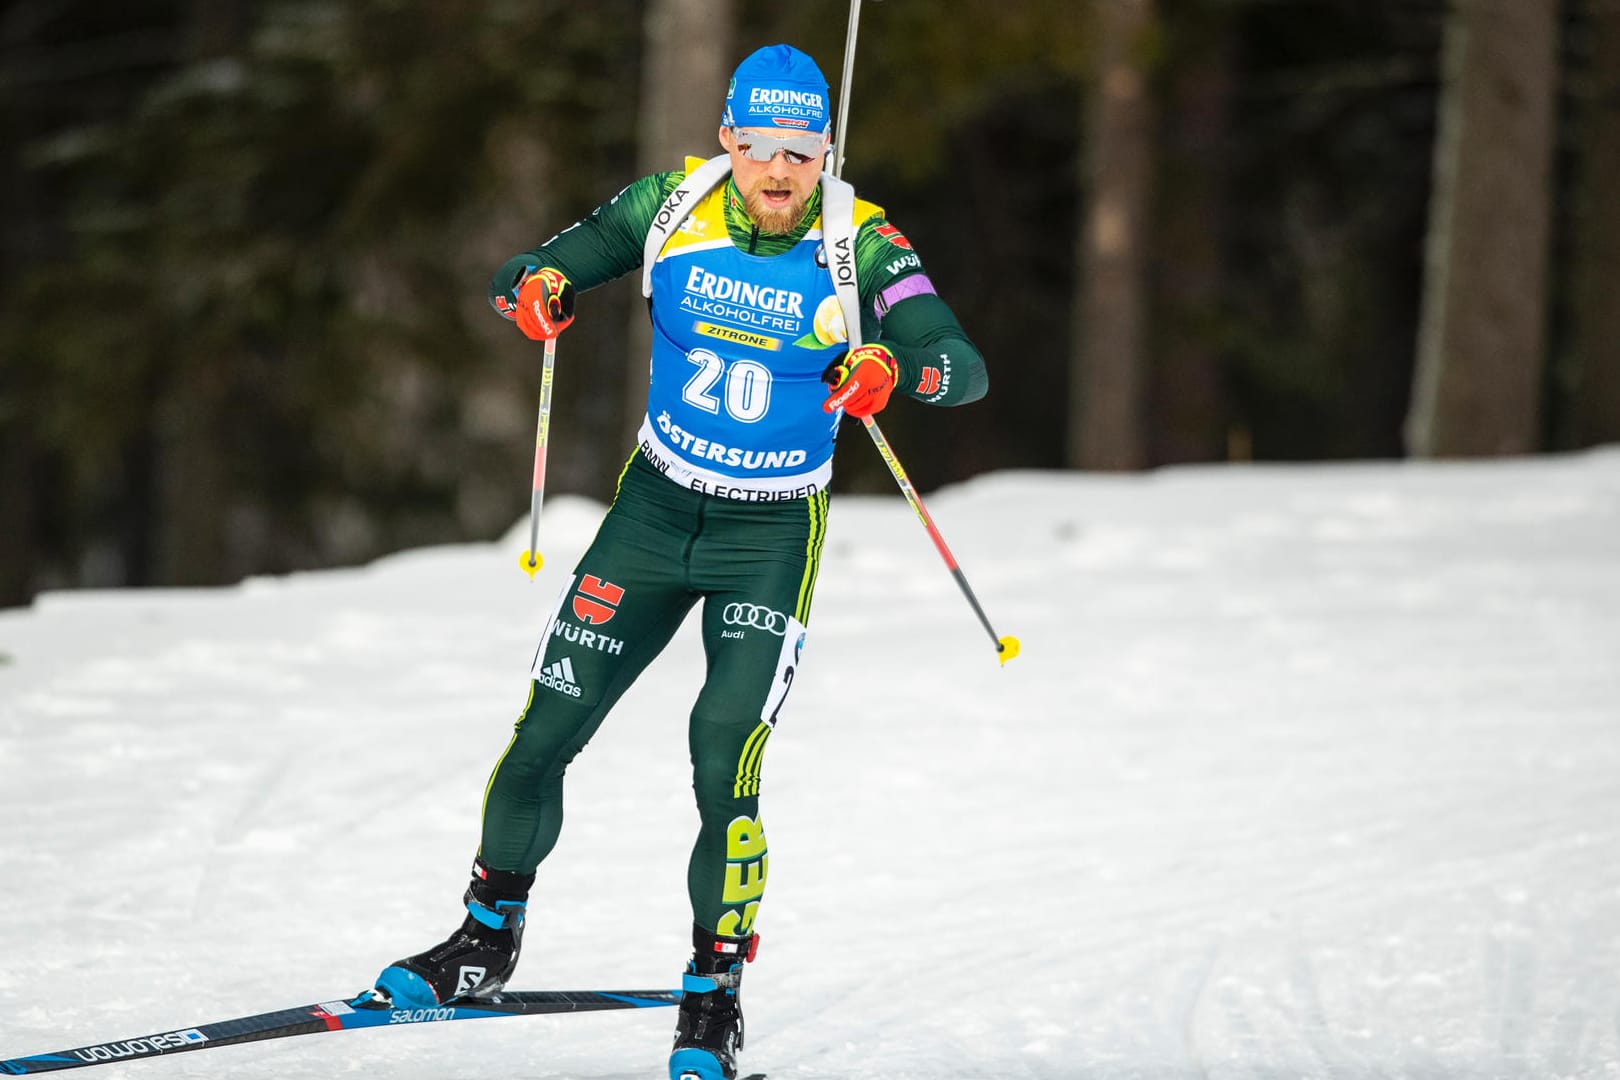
top-left (2, 0), bottom-right (1617, 607)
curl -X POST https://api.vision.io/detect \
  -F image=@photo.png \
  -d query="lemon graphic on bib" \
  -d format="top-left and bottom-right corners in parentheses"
top-left (796, 295), bottom-right (847, 350)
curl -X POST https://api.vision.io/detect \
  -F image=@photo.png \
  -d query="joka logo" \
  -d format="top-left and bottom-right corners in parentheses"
top-left (875, 223), bottom-right (912, 250)
top-left (915, 366), bottom-right (943, 396)
top-left (723, 603), bottom-right (789, 636)
top-left (651, 186), bottom-right (691, 236)
top-left (832, 237), bottom-right (855, 287)
top-left (538, 656), bottom-right (583, 698)
top-left (572, 575), bottom-right (624, 624)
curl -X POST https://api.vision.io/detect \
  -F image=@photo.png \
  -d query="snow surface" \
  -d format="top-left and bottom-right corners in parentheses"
top-left (3, 451), bottom-right (1620, 1080)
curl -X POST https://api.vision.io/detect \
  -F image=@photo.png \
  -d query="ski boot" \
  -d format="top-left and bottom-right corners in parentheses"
top-left (669, 924), bottom-right (758, 1080)
top-left (374, 857), bottom-right (535, 1008)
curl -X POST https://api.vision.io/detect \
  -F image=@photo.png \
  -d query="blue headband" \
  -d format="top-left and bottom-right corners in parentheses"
top-left (722, 44), bottom-right (831, 134)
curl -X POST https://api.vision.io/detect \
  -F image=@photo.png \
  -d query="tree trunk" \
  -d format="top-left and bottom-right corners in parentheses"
top-left (1407, 0), bottom-right (1559, 457)
top-left (0, 12), bottom-right (41, 605)
top-left (1151, 12), bottom-right (1231, 466)
top-left (1071, 0), bottom-right (1158, 471)
top-left (1570, 2), bottom-right (1620, 447)
top-left (155, 360), bottom-right (231, 585)
top-left (152, 0), bottom-right (253, 586)
top-left (622, 0), bottom-right (736, 449)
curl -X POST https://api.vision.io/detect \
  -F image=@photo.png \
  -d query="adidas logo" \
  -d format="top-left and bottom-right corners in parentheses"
top-left (537, 656), bottom-right (583, 698)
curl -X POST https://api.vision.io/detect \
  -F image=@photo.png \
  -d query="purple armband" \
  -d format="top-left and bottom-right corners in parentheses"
top-left (874, 274), bottom-right (938, 318)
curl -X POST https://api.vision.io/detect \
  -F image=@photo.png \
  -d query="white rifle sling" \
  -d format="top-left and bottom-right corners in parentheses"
top-left (642, 154), bottom-right (733, 298)
top-left (817, 172), bottom-right (862, 350)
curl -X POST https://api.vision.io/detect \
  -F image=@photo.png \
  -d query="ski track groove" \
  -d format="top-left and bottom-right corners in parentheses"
top-left (1481, 916), bottom-right (1537, 1071)
top-left (1179, 942), bottom-right (1220, 1080)
top-left (189, 745), bottom-right (298, 921)
top-left (1287, 948), bottom-right (1378, 1080)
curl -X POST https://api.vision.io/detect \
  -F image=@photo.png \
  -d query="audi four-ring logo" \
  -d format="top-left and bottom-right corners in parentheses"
top-left (723, 603), bottom-right (788, 635)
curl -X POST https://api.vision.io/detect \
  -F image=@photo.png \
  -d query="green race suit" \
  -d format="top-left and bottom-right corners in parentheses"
top-left (479, 161), bottom-right (986, 938)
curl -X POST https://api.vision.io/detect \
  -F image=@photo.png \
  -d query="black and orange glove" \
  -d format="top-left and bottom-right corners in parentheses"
top-left (512, 267), bottom-right (576, 341)
top-left (822, 343), bottom-right (899, 417)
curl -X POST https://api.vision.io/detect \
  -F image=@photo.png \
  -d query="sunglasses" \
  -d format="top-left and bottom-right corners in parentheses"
top-left (729, 128), bottom-right (830, 166)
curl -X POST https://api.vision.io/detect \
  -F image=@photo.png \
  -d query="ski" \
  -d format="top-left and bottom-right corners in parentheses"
top-left (0, 988), bottom-right (680, 1074)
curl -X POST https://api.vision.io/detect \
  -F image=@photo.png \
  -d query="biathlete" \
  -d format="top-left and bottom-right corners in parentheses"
top-left (375, 43), bottom-right (988, 1080)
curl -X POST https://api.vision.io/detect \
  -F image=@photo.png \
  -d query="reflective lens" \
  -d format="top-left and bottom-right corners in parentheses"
top-left (730, 128), bottom-right (829, 166)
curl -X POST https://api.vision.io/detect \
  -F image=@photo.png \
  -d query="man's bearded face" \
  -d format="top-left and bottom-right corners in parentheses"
top-left (722, 127), bottom-right (827, 234)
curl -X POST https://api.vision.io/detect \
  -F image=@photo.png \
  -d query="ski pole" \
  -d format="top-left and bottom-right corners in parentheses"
top-left (833, 0), bottom-right (1019, 666)
top-left (860, 416), bottom-right (1021, 664)
top-left (519, 336), bottom-right (557, 578)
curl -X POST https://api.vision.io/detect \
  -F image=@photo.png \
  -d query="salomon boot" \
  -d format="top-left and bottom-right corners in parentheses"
top-left (374, 858), bottom-right (535, 1008)
top-left (669, 924), bottom-right (758, 1080)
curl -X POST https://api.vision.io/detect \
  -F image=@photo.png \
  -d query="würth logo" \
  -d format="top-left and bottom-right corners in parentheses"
top-left (915, 367), bottom-right (942, 396)
top-left (572, 576), bottom-right (624, 624)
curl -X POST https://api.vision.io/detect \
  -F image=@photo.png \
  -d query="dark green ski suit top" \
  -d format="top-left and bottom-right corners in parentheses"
top-left (490, 166), bottom-right (988, 407)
